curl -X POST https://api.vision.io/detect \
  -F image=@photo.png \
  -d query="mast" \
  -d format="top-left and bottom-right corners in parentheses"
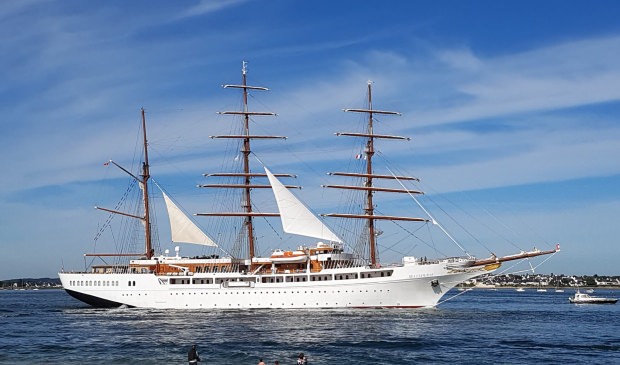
top-left (322, 82), bottom-right (427, 267)
top-left (241, 62), bottom-right (255, 258)
top-left (365, 82), bottom-right (377, 265)
top-left (197, 61), bottom-right (298, 261)
top-left (90, 108), bottom-right (154, 258)
top-left (141, 108), bottom-right (153, 259)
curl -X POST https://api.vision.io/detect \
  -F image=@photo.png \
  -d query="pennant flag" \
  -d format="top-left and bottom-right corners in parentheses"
top-left (104, 162), bottom-right (109, 166)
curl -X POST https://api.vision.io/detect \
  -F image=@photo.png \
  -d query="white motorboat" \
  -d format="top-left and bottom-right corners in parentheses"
top-left (569, 290), bottom-right (617, 304)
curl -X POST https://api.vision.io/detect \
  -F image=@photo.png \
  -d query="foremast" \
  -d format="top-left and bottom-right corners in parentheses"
top-left (196, 61), bottom-right (298, 263)
top-left (89, 108), bottom-right (154, 259)
top-left (322, 82), bottom-right (428, 267)
top-left (140, 108), bottom-right (154, 259)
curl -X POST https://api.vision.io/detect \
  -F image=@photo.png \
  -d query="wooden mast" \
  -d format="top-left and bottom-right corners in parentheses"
top-left (322, 82), bottom-right (427, 267)
top-left (141, 108), bottom-right (153, 259)
top-left (365, 82), bottom-right (377, 265)
top-left (241, 62), bottom-right (256, 259)
top-left (197, 61), bottom-right (298, 262)
top-left (89, 108), bottom-right (154, 258)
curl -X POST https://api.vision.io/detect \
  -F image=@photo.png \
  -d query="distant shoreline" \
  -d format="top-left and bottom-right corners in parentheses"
top-left (481, 286), bottom-right (620, 290)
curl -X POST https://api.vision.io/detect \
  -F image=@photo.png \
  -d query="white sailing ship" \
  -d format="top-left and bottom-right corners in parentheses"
top-left (59, 63), bottom-right (559, 309)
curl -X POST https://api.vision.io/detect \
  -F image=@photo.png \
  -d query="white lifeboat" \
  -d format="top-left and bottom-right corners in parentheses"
top-left (270, 249), bottom-right (308, 263)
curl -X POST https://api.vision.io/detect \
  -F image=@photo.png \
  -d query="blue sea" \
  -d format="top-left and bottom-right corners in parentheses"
top-left (1, 288), bottom-right (618, 364)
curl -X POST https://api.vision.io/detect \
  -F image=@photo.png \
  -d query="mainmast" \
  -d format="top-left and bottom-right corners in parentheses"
top-left (322, 82), bottom-right (427, 267)
top-left (196, 61), bottom-right (297, 261)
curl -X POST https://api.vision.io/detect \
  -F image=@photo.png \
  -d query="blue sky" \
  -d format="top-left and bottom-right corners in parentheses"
top-left (1, 0), bottom-right (619, 279)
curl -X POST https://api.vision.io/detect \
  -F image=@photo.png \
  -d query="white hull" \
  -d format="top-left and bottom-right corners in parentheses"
top-left (569, 291), bottom-right (617, 304)
top-left (59, 263), bottom-right (491, 309)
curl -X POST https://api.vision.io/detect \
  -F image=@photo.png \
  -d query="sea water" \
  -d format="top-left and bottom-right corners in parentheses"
top-left (0, 288), bottom-right (618, 364)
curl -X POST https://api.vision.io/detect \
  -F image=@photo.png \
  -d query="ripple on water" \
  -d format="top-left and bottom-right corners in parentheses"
top-left (1, 289), bottom-right (619, 364)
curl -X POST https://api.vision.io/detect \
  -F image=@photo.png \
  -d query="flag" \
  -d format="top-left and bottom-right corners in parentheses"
top-left (104, 162), bottom-right (109, 166)
top-left (355, 154), bottom-right (367, 160)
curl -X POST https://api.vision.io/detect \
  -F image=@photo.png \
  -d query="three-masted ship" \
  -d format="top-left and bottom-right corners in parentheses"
top-left (59, 63), bottom-right (559, 308)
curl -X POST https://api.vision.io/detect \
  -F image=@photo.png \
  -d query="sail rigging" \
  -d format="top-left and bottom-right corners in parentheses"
top-left (322, 81), bottom-right (427, 266)
top-left (196, 61), bottom-right (300, 261)
top-left (87, 108), bottom-right (155, 259)
top-left (265, 167), bottom-right (342, 243)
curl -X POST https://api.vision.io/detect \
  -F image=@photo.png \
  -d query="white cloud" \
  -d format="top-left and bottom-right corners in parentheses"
top-left (176, 0), bottom-right (250, 19)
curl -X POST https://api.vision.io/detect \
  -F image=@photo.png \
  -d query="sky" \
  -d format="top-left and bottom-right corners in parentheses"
top-left (1, 0), bottom-right (619, 279)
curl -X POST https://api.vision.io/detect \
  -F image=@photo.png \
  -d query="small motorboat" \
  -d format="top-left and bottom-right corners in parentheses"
top-left (516, 288), bottom-right (525, 292)
top-left (569, 290), bottom-right (618, 304)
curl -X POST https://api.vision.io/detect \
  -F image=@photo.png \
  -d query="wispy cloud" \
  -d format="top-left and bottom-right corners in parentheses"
top-left (407, 36), bottom-right (620, 126)
top-left (176, 0), bottom-right (250, 20)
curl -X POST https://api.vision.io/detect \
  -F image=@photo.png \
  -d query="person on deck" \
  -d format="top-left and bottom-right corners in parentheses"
top-left (258, 360), bottom-right (266, 365)
top-left (188, 344), bottom-right (201, 364)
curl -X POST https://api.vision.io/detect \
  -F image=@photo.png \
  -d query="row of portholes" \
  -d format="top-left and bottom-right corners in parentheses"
top-left (170, 289), bottom-right (391, 296)
top-left (411, 273), bottom-right (432, 278)
top-left (186, 302), bottom-right (377, 308)
top-left (70, 280), bottom-right (119, 287)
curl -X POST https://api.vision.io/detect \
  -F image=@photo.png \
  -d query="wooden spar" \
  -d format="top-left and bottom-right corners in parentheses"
top-left (223, 84), bottom-right (269, 91)
top-left (195, 212), bottom-right (280, 217)
top-left (84, 253), bottom-right (146, 257)
top-left (328, 172), bottom-right (419, 181)
top-left (471, 248), bottom-right (559, 267)
top-left (210, 135), bottom-right (287, 139)
top-left (140, 108), bottom-right (153, 259)
top-left (198, 184), bottom-right (300, 189)
top-left (321, 213), bottom-right (428, 222)
top-left (322, 185), bottom-right (422, 194)
top-left (109, 160), bottom-right (140, 181)
top-left (204, 173), bottom-right (297, 178)
top-left (344, 108), bottom-right (402, 115)
top-left (335, 133), bottom-right (410, 140)
top-left (217, 111), bottom-right (277, 116)
top-left (95, 206), bottom-right (144, 221)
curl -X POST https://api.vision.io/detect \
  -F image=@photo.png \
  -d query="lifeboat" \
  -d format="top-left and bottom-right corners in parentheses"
top-left (270, 249), bottom-right (308, 263)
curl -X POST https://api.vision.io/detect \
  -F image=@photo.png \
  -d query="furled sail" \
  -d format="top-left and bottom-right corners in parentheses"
top-left (265, 167), bottom-right (342, 243)
top-left (162, 192), bottom-right (218, 246)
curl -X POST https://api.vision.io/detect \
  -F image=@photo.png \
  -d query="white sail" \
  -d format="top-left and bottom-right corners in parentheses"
top-left (265, 167), bottom-right (342, 243)
top-left (162, 192), bottom-right (218, 246)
